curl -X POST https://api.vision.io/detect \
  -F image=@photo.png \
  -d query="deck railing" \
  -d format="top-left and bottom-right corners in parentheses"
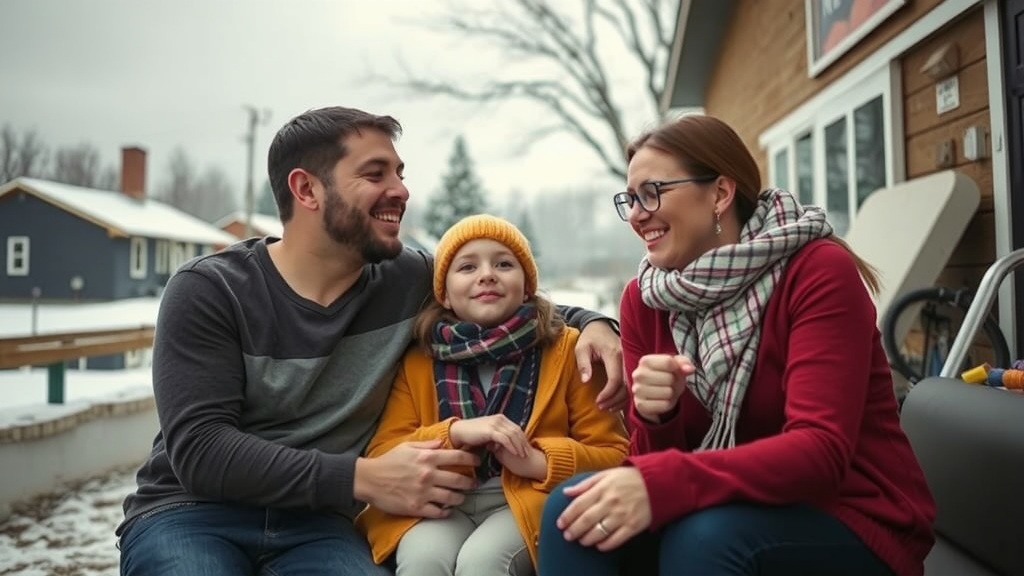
top-left (0, 326), bottom-right (155, 403)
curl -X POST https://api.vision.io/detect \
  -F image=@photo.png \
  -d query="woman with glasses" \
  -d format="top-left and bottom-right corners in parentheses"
top-left (537, 114), bottom-right (935, 576)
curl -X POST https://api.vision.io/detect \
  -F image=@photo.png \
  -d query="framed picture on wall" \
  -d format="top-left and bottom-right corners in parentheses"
top-left (805, 0), bottom-right (907, 77)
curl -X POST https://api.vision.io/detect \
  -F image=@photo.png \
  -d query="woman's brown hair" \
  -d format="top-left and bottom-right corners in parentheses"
top-left (626, 114), bottom-right (880, 294)
top-left (413, 294), bottom-right (565, 355)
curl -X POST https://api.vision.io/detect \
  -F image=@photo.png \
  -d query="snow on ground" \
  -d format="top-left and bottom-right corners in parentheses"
top-left (0, 466), bottom-right (135, 576)
top-left (0, 299), bottom-right (154, 573)
top-left (0, 297), bottom-right (160, 338)
top-left (0, 368), bottom-right (152, 428)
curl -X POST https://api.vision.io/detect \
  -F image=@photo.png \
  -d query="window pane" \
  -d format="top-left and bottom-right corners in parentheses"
top-left (773, 149), bottom-right (789, 190)
top-left (825, 117), bottom-right (850, 236)
top-left (855, 96), bottom-right (886, 207)
top-left (795, 134), bottom-right (814, 205)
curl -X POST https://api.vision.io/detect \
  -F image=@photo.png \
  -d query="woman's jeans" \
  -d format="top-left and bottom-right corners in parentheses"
top-left (538, 473), bottom-right (896, 576)
top-left (119, 502), bottom-right (393, 576)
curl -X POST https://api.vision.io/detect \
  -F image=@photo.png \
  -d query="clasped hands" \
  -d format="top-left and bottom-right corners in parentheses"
top-left (355, 414), bottom-right (543, 520)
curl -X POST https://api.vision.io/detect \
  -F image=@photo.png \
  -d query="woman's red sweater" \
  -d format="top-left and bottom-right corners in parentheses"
top-left (622, 240), bottom-right (935, 576)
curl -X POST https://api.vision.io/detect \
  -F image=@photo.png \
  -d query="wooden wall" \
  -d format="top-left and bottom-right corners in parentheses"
top-left (699, 3), bottom-right (997, 368)
top-left (704, 0), bottom-right (945, 180)
top-left (901, 9), bottom-right (994, 291)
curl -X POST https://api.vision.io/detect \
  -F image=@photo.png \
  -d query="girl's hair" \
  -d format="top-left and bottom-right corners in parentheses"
top-left (626, 114), bottom-right (881, 294)
top-left (413, 293), bottom-right (565, 355)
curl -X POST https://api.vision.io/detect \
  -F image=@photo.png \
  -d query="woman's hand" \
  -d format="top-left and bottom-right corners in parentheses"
top-left (492, 443), bottom-right (547, 480)
top-left (556, 467), bottom-right (652, 551)
top-left (632, 354), bottom-right (694, 422)
top-left (449, 415), bottom-right (530, 457)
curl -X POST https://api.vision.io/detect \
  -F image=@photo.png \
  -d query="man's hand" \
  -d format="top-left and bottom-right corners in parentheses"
top-left (632, 354), bottom-right (693, 422)
top-left (450, 415), bottom-right (531, 457)
top-left (576, 321), bottom-right (626, 412)
top-left (556, 467), bottom-right (652, 551)
top-left (354, 440), bottom-right (478, 518)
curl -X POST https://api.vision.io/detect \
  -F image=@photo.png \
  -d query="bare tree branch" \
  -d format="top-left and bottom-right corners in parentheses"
top-left (380, 0), bottom-right (676, 179)
top-left (157, 148), bottom-right (237, 222)
top-left (51, 143), bottom-right (103, 188)
top-left (598, 0), bottom-right (672, 108)
top-left (0, 126), bottom-right (18, 183)
top-left (18, 130), bottom-right (48, 179)
top-left (0, 125), bottom-right (51, 183)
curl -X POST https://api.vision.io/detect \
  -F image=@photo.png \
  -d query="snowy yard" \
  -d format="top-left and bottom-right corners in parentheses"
top-left (0, 298), bottom-right (160, 339)
top-left (0, 299), bottom-right (155, 574)
top-left (0, 466), bottom-right (136, 576)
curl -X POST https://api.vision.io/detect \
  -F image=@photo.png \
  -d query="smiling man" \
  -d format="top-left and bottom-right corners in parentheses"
top-left (115, 107), bottom-right (625, 576)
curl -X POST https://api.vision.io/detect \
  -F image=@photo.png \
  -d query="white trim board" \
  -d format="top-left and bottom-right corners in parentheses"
top-left (760, 0), bottom-right (982, 148)
top-left (660, 0), bottom-right (692, 114)
top-left (984, 0), bottom-right (1016, 354)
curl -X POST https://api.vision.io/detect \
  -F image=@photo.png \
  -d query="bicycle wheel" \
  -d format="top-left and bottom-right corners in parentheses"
top-left (881, 286), bottom-right (1011, 384)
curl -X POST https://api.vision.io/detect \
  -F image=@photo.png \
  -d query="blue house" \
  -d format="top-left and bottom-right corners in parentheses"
top-left (0, 173), bottom-right (237, 303)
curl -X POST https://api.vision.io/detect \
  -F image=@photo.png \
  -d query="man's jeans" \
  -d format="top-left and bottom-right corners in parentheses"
top-left (538, 472), bottom-right (897, 576)
top-left (119, 502), bottom-right (393, 576)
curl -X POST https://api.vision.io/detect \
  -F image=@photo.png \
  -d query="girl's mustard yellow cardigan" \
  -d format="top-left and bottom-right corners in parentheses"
top-left (355, 327), bottom-right (628, 567)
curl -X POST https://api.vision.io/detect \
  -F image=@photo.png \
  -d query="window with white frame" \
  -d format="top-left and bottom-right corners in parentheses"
top-left (155, 240), bottom-right (169, 274)
top-left (169, 242), bottom-right (184, 272)
top-left (765, 65), bottom-right (900, 237)
top-left (6, 236), bottom-right (29, 276)
top-left (130, 237), bottom-right (148, 279)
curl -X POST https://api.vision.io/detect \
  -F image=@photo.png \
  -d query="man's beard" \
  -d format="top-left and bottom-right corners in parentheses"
top-left (322, 188), bottom-right (403, 264)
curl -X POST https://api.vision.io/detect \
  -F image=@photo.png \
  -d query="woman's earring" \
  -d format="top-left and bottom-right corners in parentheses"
top-left (714, 210), bottom-right (722, 236)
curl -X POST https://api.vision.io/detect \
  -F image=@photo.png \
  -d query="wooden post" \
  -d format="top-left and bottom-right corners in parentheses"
top-left (47, 362), bottom-right (65, 404)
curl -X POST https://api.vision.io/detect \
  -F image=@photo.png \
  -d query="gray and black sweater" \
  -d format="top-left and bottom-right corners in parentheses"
top-left (119, 237), bottom-right (604, 533)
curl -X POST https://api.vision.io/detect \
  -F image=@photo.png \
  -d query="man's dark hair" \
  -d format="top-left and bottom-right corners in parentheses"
top-left (267, 107), bottom-right (402, 222)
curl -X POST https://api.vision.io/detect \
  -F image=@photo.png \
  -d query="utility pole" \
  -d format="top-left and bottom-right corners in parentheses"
top-left (242, 105), bottom-right (271, 238)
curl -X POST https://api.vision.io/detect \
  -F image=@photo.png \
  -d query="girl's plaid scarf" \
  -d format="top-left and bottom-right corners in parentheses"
top-left (638, 188), bottom-right (832, 450)
top-left (431, 303), bottom-right (541, 478)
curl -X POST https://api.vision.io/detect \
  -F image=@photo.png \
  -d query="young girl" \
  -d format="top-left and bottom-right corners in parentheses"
top-left (356, 214), bottom-right (628, 576)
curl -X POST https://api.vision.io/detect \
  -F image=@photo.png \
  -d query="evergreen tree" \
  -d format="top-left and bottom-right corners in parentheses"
top-left (256, 180), bottom-right (279, 216)
top-left (424, 136), bottom-right (487, 238)
top-left (515, 208), bottom-right (541, 260)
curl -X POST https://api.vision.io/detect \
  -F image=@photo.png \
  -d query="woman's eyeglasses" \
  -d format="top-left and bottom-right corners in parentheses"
top-left (612, 175), bottom-right (718, 221)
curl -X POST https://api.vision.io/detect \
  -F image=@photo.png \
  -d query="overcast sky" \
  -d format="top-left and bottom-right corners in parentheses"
top-left (0, 0), bottom-right (664, 217)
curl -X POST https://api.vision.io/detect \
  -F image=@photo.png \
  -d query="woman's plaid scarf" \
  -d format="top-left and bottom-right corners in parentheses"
top-left (638, 188), bottom-right (832, 450)
top-left (431, 303), bottom-right (541, 479)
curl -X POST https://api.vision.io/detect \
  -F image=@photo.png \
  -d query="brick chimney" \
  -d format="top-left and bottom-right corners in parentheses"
top-left (120, 146), bottom-right (146, 200)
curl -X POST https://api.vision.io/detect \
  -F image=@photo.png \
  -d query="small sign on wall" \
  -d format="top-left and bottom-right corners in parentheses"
top-left (936, 76), bottom-right (960, 115)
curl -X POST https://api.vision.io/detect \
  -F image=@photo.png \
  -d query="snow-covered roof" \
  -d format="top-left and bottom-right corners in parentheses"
top-left (0, 177), bottom-right (238, 246)
top-left (215, 211), bottom-right (285, 238)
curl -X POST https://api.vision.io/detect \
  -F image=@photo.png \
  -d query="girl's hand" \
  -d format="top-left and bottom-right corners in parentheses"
top-left (449, 415), bottom-right (530, 457)
top-left (556, 467), bottom-right (652, 551)
top-left (631, 354), bottom-right (694, 422)
top-left (491, 443), bottom-right (547, 480)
